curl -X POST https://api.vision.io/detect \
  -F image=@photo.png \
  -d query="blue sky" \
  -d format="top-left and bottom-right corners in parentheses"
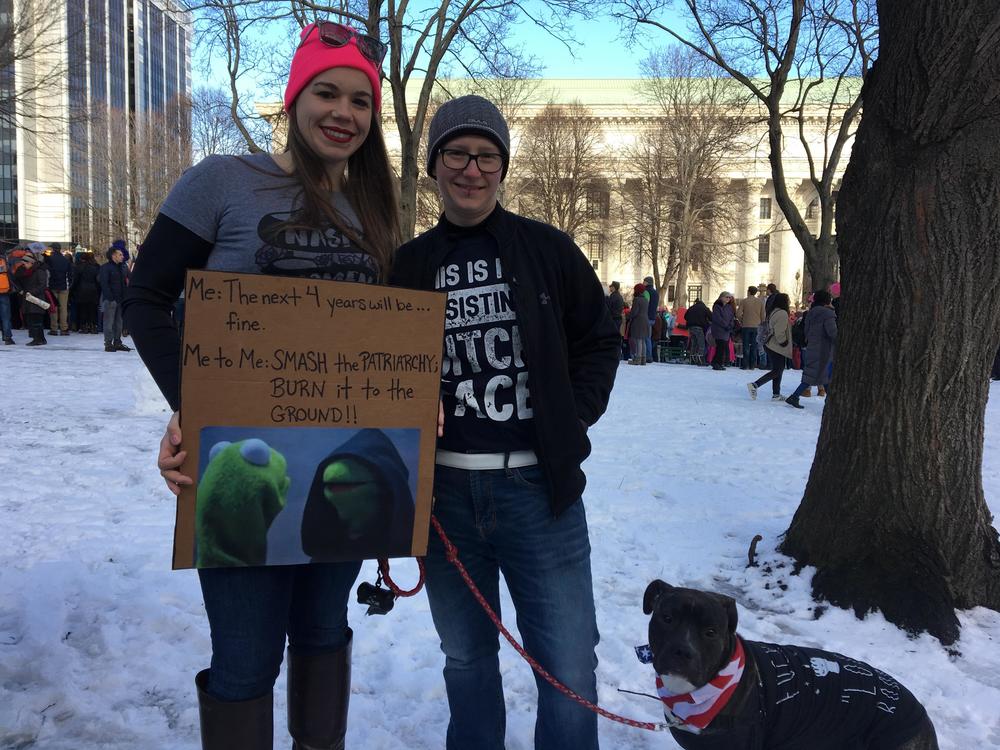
top-left (494, 13), bottom-right (656, 78)
top-left (191, 7), bottom-right (689, 91)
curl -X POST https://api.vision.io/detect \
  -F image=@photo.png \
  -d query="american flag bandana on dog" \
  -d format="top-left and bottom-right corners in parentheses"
top-left (654, 637), bottom-right (746, 733)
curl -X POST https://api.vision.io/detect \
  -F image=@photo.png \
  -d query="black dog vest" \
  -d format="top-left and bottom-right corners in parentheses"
top-left (669, 640), bottom-right (929, 750)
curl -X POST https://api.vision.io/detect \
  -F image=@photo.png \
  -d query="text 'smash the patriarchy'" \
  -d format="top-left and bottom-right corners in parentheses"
top-left (183, 273), bottom-right (440, 425)
top-left (174, 270), bottom-right (445, 569)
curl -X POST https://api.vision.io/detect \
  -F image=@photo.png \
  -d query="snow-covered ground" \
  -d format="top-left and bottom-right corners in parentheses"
top-left (1, 334), bottom-right (998, 749)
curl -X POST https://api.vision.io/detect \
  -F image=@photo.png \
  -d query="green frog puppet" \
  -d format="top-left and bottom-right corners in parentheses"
top-left (195, 438), bottom-right (291, 567)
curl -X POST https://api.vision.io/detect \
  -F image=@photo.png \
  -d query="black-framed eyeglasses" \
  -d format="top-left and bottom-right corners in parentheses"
top-left (439, 149), bottom-right (504, 174)
top-left (303, 21), bottom-right (387, 65)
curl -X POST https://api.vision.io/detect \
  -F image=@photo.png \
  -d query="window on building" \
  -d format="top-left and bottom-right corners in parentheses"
top-left (758, 235), bottom-right (771, 263)
top-left (667, 284), bottom-right (676, 302)
top-left (687, 285), bottom-right (703, 303)
top-left (586, 186), bottom-right (610, 219)
top-left (806, 198), bottom-right (819, 219)
top-left (759, 197), bottom-right (772, 220)
top-left (586, 232), bottom-right (605, 263)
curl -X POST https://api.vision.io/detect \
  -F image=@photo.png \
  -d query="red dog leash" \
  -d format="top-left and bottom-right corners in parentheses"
top-left (377, 515), bottom-right (671, 732)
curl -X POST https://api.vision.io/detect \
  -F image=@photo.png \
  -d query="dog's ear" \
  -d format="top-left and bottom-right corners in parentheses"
top-left (716, 594), bottom-right (739, 633)
top-left (643, 580), bottom-right (673, 615)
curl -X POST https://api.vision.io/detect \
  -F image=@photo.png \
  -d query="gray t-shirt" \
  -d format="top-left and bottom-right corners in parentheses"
top-left (160, 152), bottom-right (378, 283)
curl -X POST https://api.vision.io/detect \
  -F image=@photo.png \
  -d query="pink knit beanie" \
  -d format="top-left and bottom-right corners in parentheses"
top-left (283, 23), bottom-right (382, 113)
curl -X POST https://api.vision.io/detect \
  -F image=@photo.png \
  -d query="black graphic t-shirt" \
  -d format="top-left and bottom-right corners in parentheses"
top-left (436, 221), bottom-right (535, 453)
top-left (670, 640), bottom-right (929, 750)
top-left (160, 152), bottom-right (377, 283)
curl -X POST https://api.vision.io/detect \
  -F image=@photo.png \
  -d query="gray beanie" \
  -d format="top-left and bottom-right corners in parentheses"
top-left (426, 95), bottom-right (510, 180)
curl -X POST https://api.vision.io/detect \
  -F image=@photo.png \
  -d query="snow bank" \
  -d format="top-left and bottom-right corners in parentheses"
top-left (1, 336), bottom-right (997, 748)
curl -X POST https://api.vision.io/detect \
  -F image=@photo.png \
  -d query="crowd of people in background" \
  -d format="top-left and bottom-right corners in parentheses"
top-left (608, 277), bottom-right (844, 410)
top-left (0, 239), bottom-right (134, 351)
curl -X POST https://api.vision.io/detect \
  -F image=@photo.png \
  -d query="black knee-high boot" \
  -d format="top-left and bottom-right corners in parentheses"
top-left (287, 630), bottom-right (352, 750)
top-left (196, 669), bottom-right (273, 750)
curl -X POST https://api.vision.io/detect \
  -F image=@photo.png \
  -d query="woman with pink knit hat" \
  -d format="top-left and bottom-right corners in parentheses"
top-left (124, 20), bottom-right (398, 749)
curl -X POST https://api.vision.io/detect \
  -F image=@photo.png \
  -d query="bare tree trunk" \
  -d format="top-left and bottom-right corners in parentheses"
top-left (781, 0), bottom-right (1000, 645)
top-left (767, 117), bottom-right (839, 291)
top-left (398, 129), bottom-right (420, 241)
top-left (675, 256), bottom-right (690, 308)
top-left (804, 235), bottom-right (839, 294)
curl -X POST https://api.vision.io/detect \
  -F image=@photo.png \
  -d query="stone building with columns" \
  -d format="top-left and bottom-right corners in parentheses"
top-left (383, 77), bottom-right (851, 308)
top-left (264, 76), bottom-right (851, 306)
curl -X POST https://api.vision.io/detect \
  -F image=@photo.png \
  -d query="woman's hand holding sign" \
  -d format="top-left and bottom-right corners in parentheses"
top-left (159, 410), bottom-right (193, 495)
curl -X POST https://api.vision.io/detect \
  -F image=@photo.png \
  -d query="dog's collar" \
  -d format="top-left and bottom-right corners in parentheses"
top-left (654, 637), bottom-right (746, 734)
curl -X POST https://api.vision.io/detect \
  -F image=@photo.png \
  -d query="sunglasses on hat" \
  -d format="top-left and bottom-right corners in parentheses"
top-left (303, 21), bottom-right (387, 65)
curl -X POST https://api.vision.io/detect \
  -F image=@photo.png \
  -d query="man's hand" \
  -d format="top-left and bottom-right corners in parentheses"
top-left (158, 411), bottom-right (193, 496)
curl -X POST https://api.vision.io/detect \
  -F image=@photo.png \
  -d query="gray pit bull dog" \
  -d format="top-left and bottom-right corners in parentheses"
top-left (642, 580), bottom-right (939, 750)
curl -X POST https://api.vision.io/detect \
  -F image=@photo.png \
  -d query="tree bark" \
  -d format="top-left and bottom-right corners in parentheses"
top-left (398, 130), bottom-right (420, 241)
top-left (781, 0), bottom-right (1000, 645)
top-left (675, 257), bottom-right (690, 309)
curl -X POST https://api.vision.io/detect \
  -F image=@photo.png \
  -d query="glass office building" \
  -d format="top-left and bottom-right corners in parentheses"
top-left (3, 0), bottom-right (191, 250)
top-left (0, 0), bottom-right (18, 244)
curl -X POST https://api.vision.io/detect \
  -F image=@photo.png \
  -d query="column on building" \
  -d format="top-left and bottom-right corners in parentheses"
top-left (740, 178), bottom-right (768, 300)
top-left (786, 179), bottom-right (817, 304)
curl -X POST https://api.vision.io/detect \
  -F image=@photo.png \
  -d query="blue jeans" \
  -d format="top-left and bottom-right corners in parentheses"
top-left (198, 561), bottom-right (362, 701)
top-left (645, 332), bottom-right (653, 361)
top-left (424, 465), bottom-right (600, 750)
top-left (790, 377), bottom-right (831, 400)
top-left (741, 328), bottom-right (758, 369)
top-left (0, 293), bottom-right (11, 339)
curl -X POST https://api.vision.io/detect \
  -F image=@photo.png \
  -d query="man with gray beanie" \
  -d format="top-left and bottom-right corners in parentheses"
top-left (391, 94), bottom-right (619, 750)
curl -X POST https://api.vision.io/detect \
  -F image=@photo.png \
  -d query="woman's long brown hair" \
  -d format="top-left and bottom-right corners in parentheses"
top-left (282, 103), bottom-right (400, 280)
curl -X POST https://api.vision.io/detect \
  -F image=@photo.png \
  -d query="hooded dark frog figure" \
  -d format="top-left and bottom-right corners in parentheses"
top-left (301, 429), bottom-right (415, 561)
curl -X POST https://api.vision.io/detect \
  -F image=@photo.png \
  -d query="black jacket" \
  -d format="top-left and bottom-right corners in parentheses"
top-left (46, 251), bottom-right (73, 291)
top-left (98, 259), bottom-right (128, 302)
top-left (607, 290), bottom-right (625, 321)
top-left (390, 205), bottom-right (619, 517)
top-left (72, 262), bottom-right (100, 303)
top-left (17, 262), bottom-right (49, 314)
top-left (685, 301), bottom-right (711, 330)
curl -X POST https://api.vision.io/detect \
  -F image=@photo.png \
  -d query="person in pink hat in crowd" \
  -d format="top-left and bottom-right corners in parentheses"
top-left (124, 20), bottom-right (398, 749)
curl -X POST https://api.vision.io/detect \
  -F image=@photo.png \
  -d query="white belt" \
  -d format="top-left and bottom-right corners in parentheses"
top-left (435, 449), bottom-right (538, 470)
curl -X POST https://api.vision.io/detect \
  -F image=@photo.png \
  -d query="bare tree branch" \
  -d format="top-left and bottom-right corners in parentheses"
top-left (610, 0), bottom-right (877, 289)
top-left (620, 46), bottom-right (754, 306)
top-left (192, 86), bottom-right (252, 159)
top-left (516, 100), bottom-right (605, 240)
top-left (69, 98), bottom-right (193, 250)
top-left (185, 0), bottom-right (594, 239)
top-left (0, 0), bottom-right (80, 132)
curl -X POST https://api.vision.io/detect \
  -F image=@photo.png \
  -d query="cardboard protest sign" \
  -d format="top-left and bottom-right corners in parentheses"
top-left (174, 270), bottom-right (445, 570)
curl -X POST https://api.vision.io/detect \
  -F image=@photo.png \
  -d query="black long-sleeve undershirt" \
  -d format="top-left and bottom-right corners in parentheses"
top-left (122, 213), bottom-right (213, 411)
